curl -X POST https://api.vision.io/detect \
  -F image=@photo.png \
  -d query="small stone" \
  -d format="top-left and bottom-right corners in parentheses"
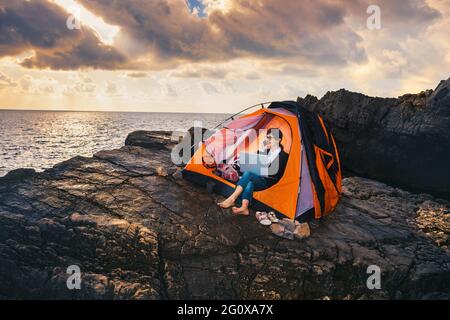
top-left (156, 166), bottom-right (168, 177)
top-left (294, 222), bottom-right (311, 240)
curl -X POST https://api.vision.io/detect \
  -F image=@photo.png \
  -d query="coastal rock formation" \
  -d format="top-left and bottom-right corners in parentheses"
top-left (125, 130), bottom-right (176, 150)
top-left (298, 77), bottom-right (450, 200)
top-left (0, 132), bottom-right (449, 299)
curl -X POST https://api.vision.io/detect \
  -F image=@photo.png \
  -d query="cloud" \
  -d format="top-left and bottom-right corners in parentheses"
top-left (245, 72), bottom-right (262, 80)
top-left (61, 74), bottom-right (97, 95)
top-left (201, 82), bottom-right (220, 94)
top-left (343, 0), bottom-right (448, 95)
top-left (0, 0), bottom-right (448, 110)
top-left (344, 0), bottom-right (441, 35)
top-left (1, 0), bottom-right (443, 73)
top-left (20, 32), bottom-right (127, 70)
top-left (16, 74), bottom-right (59, 94)
top-left (75, 0), bottom-right (444, 75)
top-left (19, 75), bottom-right (33, 91)
top-left (127, 72), bottom-right (148, 78)
top-left (79, 0), bottom-right (226, 63)
top-left (0, 0), bottom-right (126, 70)
top-left (0, 72), bottom-right (17, 88)
top-left (276, 65), bottom-right (318, 77)
top-left (106, 81), bottom-right (120, 96)
top-left (40, 83), bottom-right (55, 94)
top-left (173, 66), bottom-right (229, 79)
top-left (78, 0), bottom-right (369, 67)
top-left (165, 84), bottom-right (178, 97)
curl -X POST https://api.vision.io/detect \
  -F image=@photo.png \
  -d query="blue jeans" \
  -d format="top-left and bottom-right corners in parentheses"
top-left (237, 171), bottom-right (268, 202)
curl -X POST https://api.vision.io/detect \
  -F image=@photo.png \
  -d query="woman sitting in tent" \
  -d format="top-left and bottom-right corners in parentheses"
top-left (218, 128), bottom-right (288, 216)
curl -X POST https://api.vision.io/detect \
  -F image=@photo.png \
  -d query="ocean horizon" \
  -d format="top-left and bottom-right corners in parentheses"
top-left (0, 110), bottom-right (229, 177)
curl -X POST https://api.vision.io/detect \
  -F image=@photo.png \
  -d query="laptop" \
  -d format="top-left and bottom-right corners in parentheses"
top-left (239, 151), bottom-right (271, 176)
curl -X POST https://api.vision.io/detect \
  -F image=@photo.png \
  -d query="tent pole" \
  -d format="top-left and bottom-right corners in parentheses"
top-left (184, 101), bottom-right (275, 151)
top-left (212, 101), bottom-right (275, 130)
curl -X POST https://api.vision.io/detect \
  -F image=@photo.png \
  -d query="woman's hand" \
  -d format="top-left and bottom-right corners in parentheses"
top-left (259, 138), bottom-right (268, 152)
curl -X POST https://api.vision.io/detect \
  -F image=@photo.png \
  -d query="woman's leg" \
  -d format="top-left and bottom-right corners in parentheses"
top-left (232, 172), bottom-right (269, 216)
top-left (232, 181), bottom-right (254, 216)
top-left (241, 180), bottom-right (255, 201)
top-left (218, 171), bottom-right (252, 208)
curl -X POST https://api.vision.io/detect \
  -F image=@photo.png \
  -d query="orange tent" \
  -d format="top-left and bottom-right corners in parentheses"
top-left (182, 101), bottom-right (342, 221)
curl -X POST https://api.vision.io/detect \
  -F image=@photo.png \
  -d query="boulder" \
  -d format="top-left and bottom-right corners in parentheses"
top-left (298, 77), bottom-right (450, 200)
top-left (126, 127), bottom-right (210, 163)
top-left (125, 130), bottom-right (174, 150)
top-left (1, 168), bottom-right (36, 181)
top-left (0, 132), bottom-right (448, 299)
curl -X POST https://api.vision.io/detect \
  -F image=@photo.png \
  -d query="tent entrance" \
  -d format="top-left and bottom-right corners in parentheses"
top-left (205, 112), bottom-right (293, 166)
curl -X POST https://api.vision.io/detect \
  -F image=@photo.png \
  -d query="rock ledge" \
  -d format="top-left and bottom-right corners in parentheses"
top-left (0, 132), bottom-right (448, 299)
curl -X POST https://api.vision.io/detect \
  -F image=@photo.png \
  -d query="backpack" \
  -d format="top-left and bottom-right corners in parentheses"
top-left (215, 164), bottom-right (240, 183)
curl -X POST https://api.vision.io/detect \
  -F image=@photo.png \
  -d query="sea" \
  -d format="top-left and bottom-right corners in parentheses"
top-left (0, 110), bottom-right (228, 177)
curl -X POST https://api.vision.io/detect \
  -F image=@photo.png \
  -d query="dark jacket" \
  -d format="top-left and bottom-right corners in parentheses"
top-left (257, 148), bottom-right (289, 187)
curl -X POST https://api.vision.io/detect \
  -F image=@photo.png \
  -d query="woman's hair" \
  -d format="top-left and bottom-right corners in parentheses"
top-left (267, 128), bottom-right (283, 142)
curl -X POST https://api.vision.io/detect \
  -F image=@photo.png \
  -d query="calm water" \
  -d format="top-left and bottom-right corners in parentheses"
top-left (0, 110), bottom-right (227, 177)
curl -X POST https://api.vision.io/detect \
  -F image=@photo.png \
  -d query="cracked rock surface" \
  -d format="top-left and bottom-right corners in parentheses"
top-left (0, 132), bottom-right (449, 299)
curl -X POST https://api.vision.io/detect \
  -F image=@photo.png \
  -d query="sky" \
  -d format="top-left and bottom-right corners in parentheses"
top-left (0, 0), bottom-right (449, 113)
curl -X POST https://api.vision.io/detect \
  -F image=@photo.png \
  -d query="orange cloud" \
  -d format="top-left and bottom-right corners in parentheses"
top-left (78, 0), bottom-right (368, 66)
top-left (1, 0), bottom-right (443, 72)
top-left (0, 0), bottom-right (126, 70)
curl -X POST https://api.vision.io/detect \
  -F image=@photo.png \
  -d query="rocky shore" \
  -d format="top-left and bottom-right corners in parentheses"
top-left (299, 78), bottom-right (450, 200)
top-left (0, 131), bottom-right (448, 299)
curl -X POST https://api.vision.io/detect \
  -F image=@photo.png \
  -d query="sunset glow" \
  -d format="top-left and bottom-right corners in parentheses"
top-left (0, 0), bottom-right (449, 112)
top-left (52, 0), bottom-right (120, 45)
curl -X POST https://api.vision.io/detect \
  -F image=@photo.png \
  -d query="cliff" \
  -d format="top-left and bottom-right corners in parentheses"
top-left (0, 131), bottom-right (448, 299)
top-left (298, 78), bottom-right (450, 200)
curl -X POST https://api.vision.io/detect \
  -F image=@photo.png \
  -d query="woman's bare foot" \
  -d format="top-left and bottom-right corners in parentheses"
top-left (218, 198), bottom-right (235, 208)
top-left (231, 206), bottom-right (250, 216)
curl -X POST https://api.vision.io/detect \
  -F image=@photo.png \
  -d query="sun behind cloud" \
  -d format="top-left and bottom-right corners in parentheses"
top-left (0, 0), bottom-right (448, 112)
top-left (52, 0), bottom-right (121, 45)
